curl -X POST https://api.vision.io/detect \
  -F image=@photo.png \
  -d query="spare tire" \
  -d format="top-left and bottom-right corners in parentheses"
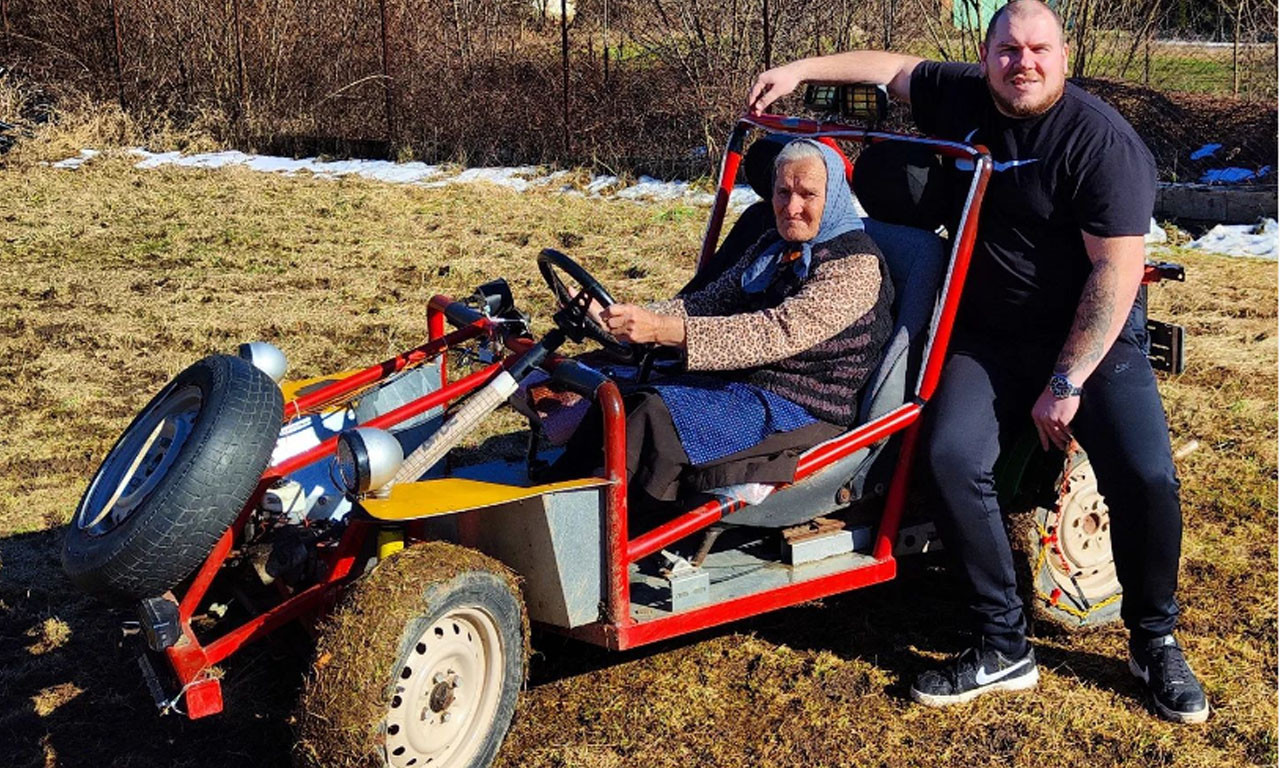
top-left (63, 354), bottom-right (283, 603)
top-left (1010, 444), bottom-right (1123, 632)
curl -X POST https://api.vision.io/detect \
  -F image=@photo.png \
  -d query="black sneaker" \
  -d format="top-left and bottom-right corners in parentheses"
top-left (910, 644), bottom-right (1039, 706)
top-left (1129, 635), bottom-right (1209, 724)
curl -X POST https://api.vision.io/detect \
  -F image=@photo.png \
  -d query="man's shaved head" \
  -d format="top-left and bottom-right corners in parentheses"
top-left (985, 0), bottom-right (1065, 48)
top-left (979, 0), bottom-right (1069, 117)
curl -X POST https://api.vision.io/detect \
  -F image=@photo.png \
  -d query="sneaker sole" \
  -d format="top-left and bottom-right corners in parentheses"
top-left (1127, 657), bottom-right (1210, 724)
top-left (909, 666), bottom-right (1040, 707)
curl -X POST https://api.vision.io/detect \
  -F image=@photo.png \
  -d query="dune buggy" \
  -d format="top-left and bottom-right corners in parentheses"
top-left (62, 94), bottom-right (1187, 768)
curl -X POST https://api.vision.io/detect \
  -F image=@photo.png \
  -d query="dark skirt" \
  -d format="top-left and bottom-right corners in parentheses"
top-left (547, 386), bottom-right (843, 506)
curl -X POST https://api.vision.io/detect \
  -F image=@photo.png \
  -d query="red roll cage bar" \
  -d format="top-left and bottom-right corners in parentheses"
top-left (149, 114), bottom-right (994, 718)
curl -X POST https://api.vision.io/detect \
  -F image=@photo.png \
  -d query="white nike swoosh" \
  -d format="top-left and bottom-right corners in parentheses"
top-left (993, 158), bottom-right (1039, 171)
top-left (973, 658), bottom-right (1031, 685)
top-left (954, 156), bottom-right (1039, 173)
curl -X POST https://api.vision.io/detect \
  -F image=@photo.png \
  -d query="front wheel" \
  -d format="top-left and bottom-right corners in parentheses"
top-left (1011, 443), bottom-right (1123, 632)
top-left (295, 542), bottom-right (526, 768)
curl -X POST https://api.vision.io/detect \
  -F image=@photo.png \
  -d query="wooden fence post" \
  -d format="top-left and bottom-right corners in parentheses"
top-left (2, 0), bottom-right (10, 59)
top-left (108, 0), bottom-right (127, 112)
top-left (762, 0), bottom-right (772, 69)
top-left (231, 0), bottom-right (246, 124)
top-left (560, 0), bottom-right (570, 156)
top-left (378, 0), bottom-right (396, 153)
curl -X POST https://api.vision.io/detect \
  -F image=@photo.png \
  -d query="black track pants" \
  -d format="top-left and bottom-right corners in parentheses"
top-left (922, 328), bottom-right (1182, 655)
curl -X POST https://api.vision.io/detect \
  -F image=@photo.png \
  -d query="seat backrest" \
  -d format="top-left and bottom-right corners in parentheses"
top-left (857, 218), bottom-right (948, 423)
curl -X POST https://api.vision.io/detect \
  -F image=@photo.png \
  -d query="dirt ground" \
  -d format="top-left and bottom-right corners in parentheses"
top-left (0, 152), bottom-right (1275, 768)
top-left (1074, 77), bottom-right (1279, 184)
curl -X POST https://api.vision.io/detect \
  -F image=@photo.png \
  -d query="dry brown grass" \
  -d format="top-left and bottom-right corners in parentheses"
top-left (0, 152), bottom-right (1274, 768)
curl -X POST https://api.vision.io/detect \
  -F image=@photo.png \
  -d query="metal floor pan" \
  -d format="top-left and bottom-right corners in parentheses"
top-left (628, 527), bottom-right (878, 621)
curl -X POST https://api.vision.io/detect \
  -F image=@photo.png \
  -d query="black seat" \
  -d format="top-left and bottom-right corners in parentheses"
top-left (721, 141), bottom-right (950, 528)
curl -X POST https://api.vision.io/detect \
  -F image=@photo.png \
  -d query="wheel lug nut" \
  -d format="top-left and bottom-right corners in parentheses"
top-left (441, 712), bottom-right (451, 723)
top-left (432, 672), bottom-right (445, 684)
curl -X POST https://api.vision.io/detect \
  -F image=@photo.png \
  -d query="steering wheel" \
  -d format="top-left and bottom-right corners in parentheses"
top-left (536, 248), bottom-right (638, 360)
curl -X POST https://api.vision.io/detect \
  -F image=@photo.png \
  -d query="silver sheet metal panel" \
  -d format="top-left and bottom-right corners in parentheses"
top-left (465, 482), bottom-right (606, 629)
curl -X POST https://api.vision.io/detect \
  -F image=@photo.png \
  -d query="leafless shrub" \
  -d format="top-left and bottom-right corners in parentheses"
top-left (3, 0), bottom-right (1274, 173)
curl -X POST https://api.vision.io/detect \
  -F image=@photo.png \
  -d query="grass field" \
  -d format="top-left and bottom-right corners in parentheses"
top-left (0, 143), bottom-right (1275, 768)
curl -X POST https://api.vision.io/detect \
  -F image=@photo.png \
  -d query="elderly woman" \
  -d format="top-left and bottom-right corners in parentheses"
top-left (551, 139), bottom-right (894, 512)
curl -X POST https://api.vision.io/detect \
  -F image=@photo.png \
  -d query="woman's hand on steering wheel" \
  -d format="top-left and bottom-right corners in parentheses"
top-left (600, 304), bottom-right (687, 348)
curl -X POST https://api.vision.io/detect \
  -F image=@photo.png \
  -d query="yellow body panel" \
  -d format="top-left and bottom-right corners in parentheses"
top-left (376, 529), bottom-right (406, 558)
top-left (360, 477), bottom-right (611, 521)
top-left (279, 369), bottom-right (365, 404)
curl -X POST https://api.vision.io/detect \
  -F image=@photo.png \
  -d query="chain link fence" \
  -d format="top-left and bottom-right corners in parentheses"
top-left (3, 0), bottom-right (1275, 178)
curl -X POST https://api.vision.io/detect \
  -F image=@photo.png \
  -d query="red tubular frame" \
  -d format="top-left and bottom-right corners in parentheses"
top-left (151, 116), bottom-right (993, 710)
top-left (157, 296), bottom-right (504, 719)
top-left (284, 319), bottom-right (487, 419)
top-left (558, 115), bottom-right (992, 651)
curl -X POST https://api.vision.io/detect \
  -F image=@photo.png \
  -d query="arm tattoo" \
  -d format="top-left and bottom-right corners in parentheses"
top-left (1055, 259), bottom-right (1118, 374)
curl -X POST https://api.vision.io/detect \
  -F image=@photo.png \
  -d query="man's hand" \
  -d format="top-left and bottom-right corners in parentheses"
top-left (748, 64), bottom-right (803, 115)
top-left (1031, 388), bottom-right (1079, 451)
top-left (600, 304), bottom-right (686, 347)
top-left (747, 53), bottom-right (922, 115)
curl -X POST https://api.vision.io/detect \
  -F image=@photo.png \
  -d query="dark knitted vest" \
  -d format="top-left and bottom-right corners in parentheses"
top-left (741, 229), bottom-right (894, 427)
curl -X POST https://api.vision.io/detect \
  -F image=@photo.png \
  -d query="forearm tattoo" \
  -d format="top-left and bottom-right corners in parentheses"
top-left (1055, 259), bottom-right (1118, 375)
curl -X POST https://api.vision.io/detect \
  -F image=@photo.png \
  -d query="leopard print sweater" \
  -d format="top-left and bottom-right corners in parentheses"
top-left (646, 229), bottom-right (893, 426)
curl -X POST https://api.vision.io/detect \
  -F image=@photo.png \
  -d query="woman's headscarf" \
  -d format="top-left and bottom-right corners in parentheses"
top-left (740, 139), bottom-right (863, 295)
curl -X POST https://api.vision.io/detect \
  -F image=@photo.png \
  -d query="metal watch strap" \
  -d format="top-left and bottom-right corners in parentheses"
top-left (1049, 372), bottom-right (1082, 399)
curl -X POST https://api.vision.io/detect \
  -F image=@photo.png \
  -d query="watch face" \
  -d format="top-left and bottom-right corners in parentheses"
top-left (1049, 374), bottom-right (1072, 399)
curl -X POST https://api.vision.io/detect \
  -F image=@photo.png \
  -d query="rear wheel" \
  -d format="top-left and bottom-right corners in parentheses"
top-left (62, 354), bottom-right (283, 603)
top-left (295, 542), bottom-right (526, 768)
top-left (1011, 444), bottom-right (1123, 632)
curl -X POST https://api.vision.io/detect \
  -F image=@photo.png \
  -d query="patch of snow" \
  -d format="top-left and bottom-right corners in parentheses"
top-left (1188, 218), bottom-right (1278, 259)
top-left (127, 148), bottom-right (449, 184)
top-left (536, 169), bottom-right (573, 186)
top-left (611, 176), bottom-right (762, 213)
top-left (614, 175), bottom-right (693, 203)
top-left (729, 186), bottom-right (763, 211)
top-left (50, 149), bottom-right (99, 169)
top-left (1144, 217), bottom-right (1167, 244)
top-left (53, 148), bottom-right (1262, 248)
top-left (584, 175), bottom-right (620, 195)
top-left (1189, 143), bottom-right (1222, 161)
top-left (425, 165), bottom-right (543, 191)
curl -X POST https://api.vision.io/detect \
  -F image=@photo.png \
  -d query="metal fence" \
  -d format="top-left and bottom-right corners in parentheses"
top-left (3, 0), bottom-right (1276, 176)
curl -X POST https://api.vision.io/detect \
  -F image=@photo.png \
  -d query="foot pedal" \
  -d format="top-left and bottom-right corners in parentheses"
top-left (782, 517), bottom-right (861, 565)
top-left (659, 551), bottom-right (709, 612)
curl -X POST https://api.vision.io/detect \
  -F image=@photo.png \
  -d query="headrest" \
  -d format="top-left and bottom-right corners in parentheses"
top-left (743, 134), bottom-right (855, 201)
top-left (743, 135), bottom-right (785, 200)
top-left (852, 141), bottom-right (948, 231)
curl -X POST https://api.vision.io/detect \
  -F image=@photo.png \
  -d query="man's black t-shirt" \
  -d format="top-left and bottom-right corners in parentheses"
top-left (910, 61), bottom-right (1156, 345)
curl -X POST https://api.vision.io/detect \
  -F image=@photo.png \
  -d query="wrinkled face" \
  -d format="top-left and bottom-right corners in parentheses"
top-left (980, 7), bottom-right (1068, 118)
top-left (772, 156), bottom-right (827, 243)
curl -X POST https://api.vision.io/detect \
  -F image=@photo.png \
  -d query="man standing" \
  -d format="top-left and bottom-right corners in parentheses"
top-left (747, 0), bottom-right (1207, 723)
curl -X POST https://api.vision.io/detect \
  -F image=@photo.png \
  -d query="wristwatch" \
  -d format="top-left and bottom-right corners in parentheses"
top-left (1048, 372), bottom-right (1083, 399)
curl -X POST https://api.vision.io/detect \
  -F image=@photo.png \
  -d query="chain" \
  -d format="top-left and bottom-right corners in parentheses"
top-left (1028, 442), bottom-right (1121, 623)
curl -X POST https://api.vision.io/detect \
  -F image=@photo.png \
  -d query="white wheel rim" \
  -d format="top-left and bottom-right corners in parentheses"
top-left (78, 385), bottom-right (202, 536)
top-left (385, 606), bottom-right (506, 768)
top-left (1046, 457), bottom-right (1120, 602)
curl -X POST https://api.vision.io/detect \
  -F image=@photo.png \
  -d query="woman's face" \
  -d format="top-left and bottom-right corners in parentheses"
top-left (772, 156), bottom-right (827, 242)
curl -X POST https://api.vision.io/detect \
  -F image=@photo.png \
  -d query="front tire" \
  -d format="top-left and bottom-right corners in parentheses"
top-left (295, 542), bottom-right (526, 768)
